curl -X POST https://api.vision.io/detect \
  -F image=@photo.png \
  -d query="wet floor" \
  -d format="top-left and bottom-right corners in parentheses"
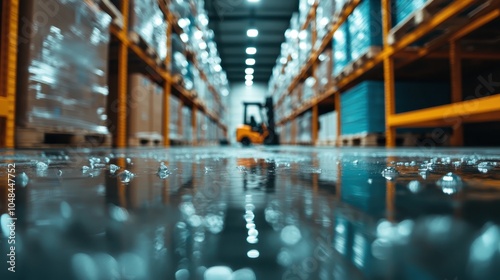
top-left (1, 146), bottom-right (500, 280)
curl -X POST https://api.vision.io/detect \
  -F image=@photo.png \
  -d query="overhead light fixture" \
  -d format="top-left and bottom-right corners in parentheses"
top-left (246, 47), bottom-right (257, 55)
top-left (245, 74), bottom-right (253, 80)
top-left (246, 80), bottom-right (253, 86)
top-left (247, 28), bottom-right (258, 37)
top-left (245, 58), bottom-right (255, 65)
top-left (245, 68), bottom-right (254, 75)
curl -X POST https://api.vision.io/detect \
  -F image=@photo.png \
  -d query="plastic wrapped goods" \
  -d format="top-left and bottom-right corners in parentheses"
top-left (130, 0), bottom-right (167, 60)
top-left (17, 0), bottom-right (111, 133)
top-left (348, 0), bottom-right (382, 61)
top-left (333, 23), bottom-right (350, 76)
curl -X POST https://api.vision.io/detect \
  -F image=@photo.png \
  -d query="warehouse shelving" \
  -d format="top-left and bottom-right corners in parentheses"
top-left (108, 0), bottom-right (227, 147)
top-left (273, 0), bottom-right (500, 147)
top-left (0, 0), bottom-right (18, 148)
top-left (0, 0), bottom-right (227, 148)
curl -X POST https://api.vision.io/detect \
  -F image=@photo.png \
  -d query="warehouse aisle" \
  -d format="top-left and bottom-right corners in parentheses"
top-left (1, 147), bottom-right (500, 279)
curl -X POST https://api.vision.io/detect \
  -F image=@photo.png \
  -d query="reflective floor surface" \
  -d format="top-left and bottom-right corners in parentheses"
top-left (1, 146), bottom-right (500, 280)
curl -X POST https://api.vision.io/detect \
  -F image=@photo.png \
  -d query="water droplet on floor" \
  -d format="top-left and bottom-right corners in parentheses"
top-left (231, 268), bottom-right (256, 280)
top-left (478, 162), bottom-right (493, 173)
top-left (407, 180), bottom-right (423, 193)
top-left (60, 201), bottom-right (72, 219)
top-left (204, 266), bottom-right (233, 280)
top-left (367, 179), bottom-right (373, 184)
top-left (57, 170), bottom-right (63, 177)
top-left (352, 160), bottom-right (359, 165)
top-left (110, 204), bottom-right (129, 222)
top-left (175, 269), bottom-right (190, 280)
top-left (17, 172), bottom-right (29, 187)
top-left (82, 166), bottom-right (90, 173)
top-left (96, 184), bottom-right (105, 196)
top-left (157, 162), bottom-right (171, 179)
top-left (126, 158), bottom-right (132, 165)
top-left (104, 157), bottom-right (110, 163)
top-left (247, 249), bottom-right (260, 259)
top-left (381, 167), bottom-right (399, 181)
top-left (437, 172), bottom-right (463, 195)
top-left (205, 214), bottom-right (224, 234)
top-left (281, 225), bottom-right (301, 245)
top-left (36, 161), bottom-right (48, 171)
top-left (109, 164), bottom-right (120, 174)
top-left (71, 253), bottom-right (98, 280)
top-left (194, 231), bottom-right (205, 242)
top-left (119, 170), bottom-right (135, 183)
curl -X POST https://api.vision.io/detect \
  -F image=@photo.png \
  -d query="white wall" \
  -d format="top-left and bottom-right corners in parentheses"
top-left (224, 82), bottom-right (268, 143)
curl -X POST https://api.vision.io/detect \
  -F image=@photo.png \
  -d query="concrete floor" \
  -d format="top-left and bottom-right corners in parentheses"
top-left (1, 146), bottom-right (500, 279)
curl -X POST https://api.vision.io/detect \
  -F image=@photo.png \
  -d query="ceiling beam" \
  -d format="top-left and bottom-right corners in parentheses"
top-left (217, 42), bottom-right (283, 48)
top-left (208, 14), bottom-right (292, 21)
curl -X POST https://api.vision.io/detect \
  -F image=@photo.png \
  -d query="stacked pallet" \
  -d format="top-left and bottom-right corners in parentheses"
top-left (128, 74), bottom-right (164, 147)
top-left (16, 0), bottom-right (112, 148)
top-left (340, 81), bottom-right (451, 146)
top-left (333, 0), bottom-right (382, 78)
top-left (129, 0), bottom-right (167, 65)
top-left (318, 112), bottom-right (338, 145)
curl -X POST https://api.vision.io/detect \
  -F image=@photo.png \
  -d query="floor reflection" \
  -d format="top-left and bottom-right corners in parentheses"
top-left (1, 147), bottom-right (500, 279)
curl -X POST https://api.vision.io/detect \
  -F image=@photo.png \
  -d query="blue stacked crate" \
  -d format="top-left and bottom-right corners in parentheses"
top-left (333, 22), bottom-right (350, 76)
top-left (392, 0), bottom-right (427, 26)
top-left (348, 0), bottom-right (382, 62)
top-left (341, 81), bottom-right (385, 135)
top-left (341, 81), bottom-right (451, 135)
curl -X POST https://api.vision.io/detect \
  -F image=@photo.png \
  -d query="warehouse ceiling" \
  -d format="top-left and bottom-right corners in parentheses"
top-left (205, 0), bottom-right (299, 84)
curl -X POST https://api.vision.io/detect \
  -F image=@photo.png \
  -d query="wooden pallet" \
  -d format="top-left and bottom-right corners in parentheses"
top-left (128, 133), bottom-right (163, 147)
top-left (388, 0), bottom-right (456, 45)
top-left (335, 46), bottom-right (382, 81)
top-left (316, 140), bottom-right (337, 146)
top-left (128, 31), bottom-right (163, 66)
top-left (340, 133), bottom-right (409, 147)
top-left (16, 127), bottom-right (111, 148)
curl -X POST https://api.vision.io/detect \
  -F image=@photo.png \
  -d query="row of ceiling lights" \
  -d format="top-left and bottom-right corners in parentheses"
top-left (245, 0), bottom-right (260, 86)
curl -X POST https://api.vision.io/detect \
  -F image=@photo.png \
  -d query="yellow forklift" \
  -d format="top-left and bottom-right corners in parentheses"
top-left (236, 97), bottom-right (279, 146)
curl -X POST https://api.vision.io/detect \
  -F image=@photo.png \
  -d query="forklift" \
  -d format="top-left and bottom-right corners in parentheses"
top-left (236, 97), bottom-right (279, 146)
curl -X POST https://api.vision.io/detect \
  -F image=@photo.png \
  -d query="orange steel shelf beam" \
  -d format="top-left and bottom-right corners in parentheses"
top-left (0, 0), bottom-right (19, 148)
top-left (115, 0), bottom-right (129, 148)
top-left (388, 0), bottom-right (478, 54)
top-left (387, 94), bottom-right (500, 128)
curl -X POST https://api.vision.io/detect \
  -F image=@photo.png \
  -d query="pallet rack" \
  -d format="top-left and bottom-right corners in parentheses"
top-left (274, 0), bottom-right (500, 147)
top-left (0, 0), bottom-right (227, 148)
top-left (0, 0), bottom-right (18, 148)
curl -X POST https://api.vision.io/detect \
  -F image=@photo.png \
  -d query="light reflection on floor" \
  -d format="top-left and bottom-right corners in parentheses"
top-left (1, 147), bottom-right (500, 279)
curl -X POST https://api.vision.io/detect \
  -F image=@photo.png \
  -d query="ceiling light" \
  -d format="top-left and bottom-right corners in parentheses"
top-left (245, 68), bottom-right (254, 75)
top-left (245, 74), bottom-right (253, 80)
top-left (247, 29), bottom-right (258, 37)
top-left (246, 47), bottom-right (257, 55)
top-left (246, 80), bottom-right (253, 86)
top-left (245, 58), bottom-right (255, 65)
